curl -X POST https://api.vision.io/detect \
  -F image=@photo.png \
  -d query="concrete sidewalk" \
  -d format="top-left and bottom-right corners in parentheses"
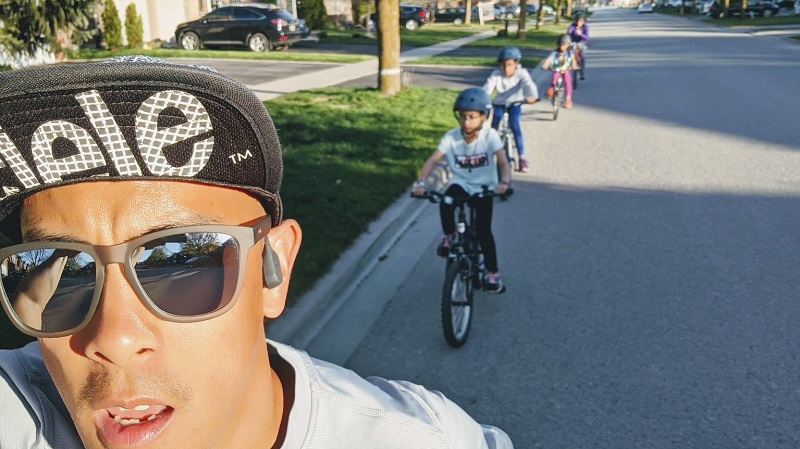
top-left (247, 30), bottom-right (496, 101)
top-left (266, 34), bottom-right (554, 349)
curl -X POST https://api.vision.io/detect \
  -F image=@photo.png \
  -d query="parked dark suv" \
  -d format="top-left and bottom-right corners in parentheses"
top-left (371, 5), bottom-right (430, 31)
top-left (709, 0), bottom-right (780, 17)
top-left (175, 4), bottom-right (308, 52)
top-left (400, 5), bottom-right (430, 30)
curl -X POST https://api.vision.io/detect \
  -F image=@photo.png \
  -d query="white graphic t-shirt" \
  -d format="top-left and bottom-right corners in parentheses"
top-left (0, 341), bottom-right (514, 449)
top-left (438, 126), bottom-right (504, 195)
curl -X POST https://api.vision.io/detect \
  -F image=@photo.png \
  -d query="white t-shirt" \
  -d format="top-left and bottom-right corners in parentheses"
top-left (481, 67), bottom-right (539, 105)
top-left (438, 126), bottom-right (504, 195)
top-left (0, 341), bottom-right (514, 449)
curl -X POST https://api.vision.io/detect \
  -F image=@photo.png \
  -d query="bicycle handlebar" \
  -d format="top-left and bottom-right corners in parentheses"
top-left (411, 186), bottom-right (514, 203)
top-left (491, 101), bottom-right (525, 109)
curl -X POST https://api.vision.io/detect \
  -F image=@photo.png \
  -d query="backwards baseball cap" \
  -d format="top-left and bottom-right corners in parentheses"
top-left (0, 56), bottom-right (283, 243)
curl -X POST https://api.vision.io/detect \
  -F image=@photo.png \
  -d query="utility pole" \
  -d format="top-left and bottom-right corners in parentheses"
top-left (377, 0), bottom-right (401, 95)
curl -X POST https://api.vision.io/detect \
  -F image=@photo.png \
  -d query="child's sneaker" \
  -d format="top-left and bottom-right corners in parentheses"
top-left (546, 87), bottom-right (555, 99)
top-left (436, 234), bottom-right (454, 257)
top-left (519, 158), bottom-right (530, 173)
top-left (485, 272), bottom-right (506, 294)
top-left (565, 98), bottom-right (574, 109)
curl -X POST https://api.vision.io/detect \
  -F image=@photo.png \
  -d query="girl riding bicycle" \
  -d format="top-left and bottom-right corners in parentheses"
top-left (543, 34), bottom-right (580, 109)
top-left (481, 46), bottom-right (539, 173)
top-left (412, 88), bottom-right (511, 293)
top-left (567, 12), bottom-right (589, 80)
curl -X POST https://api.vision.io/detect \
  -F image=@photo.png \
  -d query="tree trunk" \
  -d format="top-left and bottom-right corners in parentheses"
top-left (518, 0), bottom-right (528, 39)
top-left (555, 0), bottom-right (563, 24)
top-left (465, 0), bottom-right (473, 24)
top-left (377, 0), bottom-right (401, 95)
top-left (566, 0), bottom-right (573, 17)
top-left (536, 0), bottom-right (545, 30)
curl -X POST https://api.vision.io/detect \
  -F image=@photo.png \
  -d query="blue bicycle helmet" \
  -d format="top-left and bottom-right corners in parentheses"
top-left (497, 46), bottom-right (522, 62)
top-left (558, 34), bottom-right (572, 46)
top-left (453, 87), bottom-right (492, 116)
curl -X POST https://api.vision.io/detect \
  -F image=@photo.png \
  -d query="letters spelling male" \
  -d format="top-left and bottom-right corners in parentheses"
top-left (0, 89), bottom-right (219, 199)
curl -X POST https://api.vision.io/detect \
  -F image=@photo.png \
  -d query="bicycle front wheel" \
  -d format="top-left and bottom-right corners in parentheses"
top-left (552, 91), bottom-right (561, 121)
top-left (441, 257), bottom-right (474, 348)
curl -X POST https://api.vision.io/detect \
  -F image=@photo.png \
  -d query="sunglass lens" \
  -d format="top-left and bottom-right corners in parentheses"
top-left (1, 248), bottom-right (96, 333)
top-left (133, 232), bottom-right (240, 317)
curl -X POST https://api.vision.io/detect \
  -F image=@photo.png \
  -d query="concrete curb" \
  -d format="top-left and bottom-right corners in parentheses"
top-left (267, 192), bottom-right (429, 348)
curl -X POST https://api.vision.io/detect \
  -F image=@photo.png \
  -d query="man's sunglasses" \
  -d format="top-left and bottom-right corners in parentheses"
top-left (0, 217), bottom-right (271, 338)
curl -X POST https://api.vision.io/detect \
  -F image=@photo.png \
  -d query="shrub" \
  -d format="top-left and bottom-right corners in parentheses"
top-left (101, 0), bottom-right (123, 50)
top-left (124, 3), bottom-right (144, 49)
top-left (298, 0), bottom-right (328, 31)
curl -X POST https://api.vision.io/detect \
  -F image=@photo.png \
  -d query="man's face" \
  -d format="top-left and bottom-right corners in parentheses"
top-left (21, 181), bottom-right (300, 449)
top-left (500, 59), bottom-right (518, 77)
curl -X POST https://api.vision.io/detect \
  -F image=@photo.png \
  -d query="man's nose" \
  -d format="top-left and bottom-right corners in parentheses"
top-left (73, 265), bottom-right (159, 368)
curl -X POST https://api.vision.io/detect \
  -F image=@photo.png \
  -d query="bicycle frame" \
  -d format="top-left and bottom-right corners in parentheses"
top-left (552, 72), bottom-right (566, 120)
top-left (410, 187), bottom-right (512, 347)
top-left (493, 101), bottom-right (524, 174)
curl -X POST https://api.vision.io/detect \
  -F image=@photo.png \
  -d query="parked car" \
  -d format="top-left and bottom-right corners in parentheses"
top-left (526, 4), bottom-right (556, 14)
top-left (435, 7), bottom-right (469, 24)
top-left (400, 5), bottom-right (430, 30)
top-left (175, 4), bottom-right (308, 52)
top-left (666, 0), bottom-right (690, 7)
top-left (371, 5), bottom-right (429, 30)
top-left (638, 1), bottom-right (655, 12)
top-left (694, 0), bottom-right (715, 13)
top-left (495, 4), bottom-right (522, 18)
top-left (709, 0), bottom-right (780, 17)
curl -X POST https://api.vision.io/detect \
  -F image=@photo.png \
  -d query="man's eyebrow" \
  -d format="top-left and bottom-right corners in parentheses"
top-left (22, 214), bottom-right (221, 244)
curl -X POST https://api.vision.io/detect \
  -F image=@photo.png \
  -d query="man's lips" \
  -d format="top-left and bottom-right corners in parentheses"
top-left (93, 400), bottom-right (174, 447)
top-left (106, 404), bottom-right (170, 425)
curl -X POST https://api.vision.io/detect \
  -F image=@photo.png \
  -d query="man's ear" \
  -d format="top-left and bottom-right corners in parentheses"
top-left (262, 219), bottom-right (302, 319)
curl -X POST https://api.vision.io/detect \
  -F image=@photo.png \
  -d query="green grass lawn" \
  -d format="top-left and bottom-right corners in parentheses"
top-left (464, 22), bottom-right (570, 50)
top-left (319, 25), bottom-right (485, 47)
top-left (406, 55), bottom-right (542, 67)
top-left (271, 87), bottom-right (456, 305)
top-left (73, 47), bottom-right (373, 64)
top-left (0, 86), bottom-right (459, 349)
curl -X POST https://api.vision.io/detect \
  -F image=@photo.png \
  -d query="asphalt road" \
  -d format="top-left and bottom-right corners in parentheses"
top-left (302, 9), bottom-right (800, 449)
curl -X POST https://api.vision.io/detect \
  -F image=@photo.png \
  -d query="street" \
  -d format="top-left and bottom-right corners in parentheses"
top-left (304, 9), bottom-right (800, 449)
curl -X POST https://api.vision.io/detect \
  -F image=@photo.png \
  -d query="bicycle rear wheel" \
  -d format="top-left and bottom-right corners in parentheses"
top-left (441, 257), bottom-right (474, 348)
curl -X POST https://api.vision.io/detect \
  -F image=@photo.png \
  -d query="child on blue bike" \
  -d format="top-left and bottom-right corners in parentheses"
top-left (543, 34), bottom-right (580, 109)
top-left (412, 88), bottom-right (511, 293)
top-left (481, 46), bottom-right (539, 173)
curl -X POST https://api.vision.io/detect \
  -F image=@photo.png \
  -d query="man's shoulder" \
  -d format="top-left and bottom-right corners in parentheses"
top-left (0, 343), bottom-right (82, 449)
top-left (270, 341), bottom-right (493, 448)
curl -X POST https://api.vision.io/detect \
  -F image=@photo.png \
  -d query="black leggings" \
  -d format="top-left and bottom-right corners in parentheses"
top-left (439, 184), bottom-right (499, 273)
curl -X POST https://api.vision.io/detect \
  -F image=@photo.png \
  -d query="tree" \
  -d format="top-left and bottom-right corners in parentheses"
top-left (535, 0), bottom-right (545, 30)
top-left (102, 0), bottom-right (123, 50)
top-left (377, 0), bottom-right (401, 95)
top-left (555, 0), bottom-right (563, 24)
top-left (517, 0), bottom-right (528, 39)
top-left (0, 0), bottom-right (96, 58)
top-left (297, 0), bottom-right (328, 31)
top-left (143, 247), bottom-right (170, 267)
top-left (465, 0), bottom-right (473, 24)
top-left (124, 2), bottom-right (144, 49)
top-left (180, 234), bottom-right (222, 258)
